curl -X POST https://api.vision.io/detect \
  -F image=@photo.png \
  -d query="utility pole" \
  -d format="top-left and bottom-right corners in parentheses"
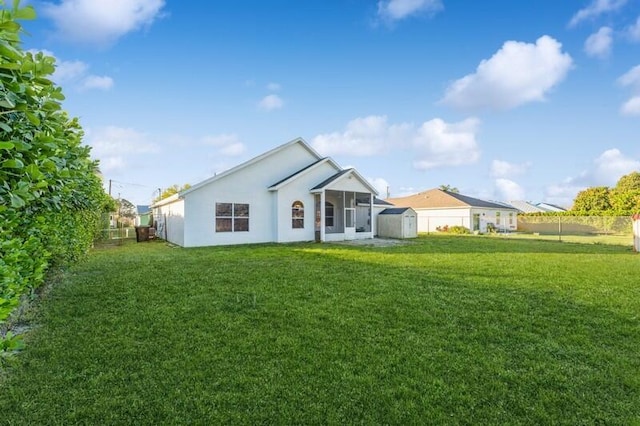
top-left (109, 179), bottom-right (112, 196)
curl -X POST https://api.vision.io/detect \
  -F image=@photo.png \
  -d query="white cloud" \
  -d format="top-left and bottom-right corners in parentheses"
top-left (29, 49), bottom-right (114, 91)
top-left (87, 126), bottom-right (157, 172)
top-left (368, 177), bottom-right (390, 197)
top-left (258, 94), bottom-right (284, 111)
top-left (266, 82), bottom-right (281, 91)
top-left (618, 65), bottom-right (640, 88)
top-left (584, 27), bottom-right (613, 58)
top-left (490, 160), bottom-right (531, 178)
top-left (412, 117), bottom-right (481, 170)
top-left (545, 148), bottom-right (640, 205)
top-left (43, 0), bottom-right (166, 46)
top-left (312, 115), bottom-right (411, 157)
top-left (81, 75), bottom-right (114, 91)
top-left (593, 148), bottom-right (640, 183)
top-left (569, 0), bottom-right (627, 27)
top-left (313, 115), bottom-right (480, 170)
top-left (53, 59), bottom-right (88, 82)
top-left (441, 36), bottom-right (573, 111)
top-left (377, 0), bottom-right (443, 22)
top-left (617, 65), bottom-right (640, 115)
top-left (627, 16), bottom-right (640, 41)
top-left (495, 178), bottom-right (525, 200)
top-left (620, 96), bottom-right (640, 115)
top-left (201, 133), bottom-right (246, 157)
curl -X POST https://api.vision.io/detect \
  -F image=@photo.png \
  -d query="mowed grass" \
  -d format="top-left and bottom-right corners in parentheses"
top-left (1, 235), bottom-right (639, 424)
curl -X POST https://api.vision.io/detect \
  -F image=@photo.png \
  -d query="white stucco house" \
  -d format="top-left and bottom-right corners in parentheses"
top-left (151, 138), bottom-right (380, 247)
top-left (387, 188), bottom-right (519, 233)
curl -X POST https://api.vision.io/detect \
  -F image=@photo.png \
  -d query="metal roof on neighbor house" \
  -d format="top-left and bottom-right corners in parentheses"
top-left (505, 200), bottom-right (548, 213)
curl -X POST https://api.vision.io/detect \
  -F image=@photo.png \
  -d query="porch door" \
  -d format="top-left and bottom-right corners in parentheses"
top-left (344, 208), bottom-right (356, 240)
top-left (473, 214), bottom-right (480, 231)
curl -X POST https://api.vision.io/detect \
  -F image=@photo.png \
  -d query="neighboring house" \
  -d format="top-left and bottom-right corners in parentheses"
top-left (536, 202), bottom-right (567, 212)
top-left (151, 138), bottom-right (379, 247)
top-left (505, 200), bottom-right (549, 213)
top-left (135, 205), bottom-right (152, 226)
top-left (386, 188), bottom-right (519, 233)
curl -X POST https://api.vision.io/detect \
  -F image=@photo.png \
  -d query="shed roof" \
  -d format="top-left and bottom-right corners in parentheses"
top-left (379, 207), bottom-right (413, 215)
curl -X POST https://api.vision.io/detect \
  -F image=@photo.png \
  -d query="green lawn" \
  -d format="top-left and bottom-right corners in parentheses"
top-left (1, 236), bottom-right (639, 424)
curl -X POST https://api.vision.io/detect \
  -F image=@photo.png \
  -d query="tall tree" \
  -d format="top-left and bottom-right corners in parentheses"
top-left (155, 183), bottom-right (191, 202)
top-left (571, 186), bottom-right (611, 212)
top-left (439, 184), bottom-right (459, 193)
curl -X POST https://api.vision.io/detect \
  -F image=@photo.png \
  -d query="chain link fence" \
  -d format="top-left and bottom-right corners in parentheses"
top-left (516, 215), bottom-right (633, 244)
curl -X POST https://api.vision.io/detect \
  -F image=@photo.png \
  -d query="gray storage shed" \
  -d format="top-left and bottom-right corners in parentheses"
top-left (377, 207), bottom-right (418, 239)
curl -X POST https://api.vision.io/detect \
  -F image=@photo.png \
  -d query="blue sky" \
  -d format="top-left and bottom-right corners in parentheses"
top-left (18, 0), bottom-right (640, 206)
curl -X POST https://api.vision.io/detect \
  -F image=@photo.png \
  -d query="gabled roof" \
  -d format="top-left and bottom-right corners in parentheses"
top-left (379, 207), bottom-right (413, 215)
top-left (537, 202), bottom-right (567, 212)
top-left (310, 168), bottom-right (379, 195)
top-left (506, 200), bottom-right (547, 213)
top-left (386, 188), bottom-right (518, 210)
top-left (181, 137), bottom-right (322, 197)
top-left (268, 157), bottom-right (341, 190)
top-left (310, 169), bottom-right (351, 190)
top-left (374, 197), bottom-right (393, 206)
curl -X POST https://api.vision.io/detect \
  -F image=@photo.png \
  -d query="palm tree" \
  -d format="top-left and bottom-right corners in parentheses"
top-left (439, 184), bottom-right (459, 193)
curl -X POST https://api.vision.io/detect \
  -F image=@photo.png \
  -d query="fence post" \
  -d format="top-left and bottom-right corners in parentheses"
top-left (558, 215), bottom-right (562, 242)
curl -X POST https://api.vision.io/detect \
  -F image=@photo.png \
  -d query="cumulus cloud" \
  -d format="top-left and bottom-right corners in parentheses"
top-left (367, 177), bottom-right (390, 197)
top-left (43, 0), bottom-right (166, 46)
top-left (312, 115), bottom-right (411, 157)
top-left (377, 0), bottom-right (443, 22)
top-left (201, 133), bottom-right (246, 157)
top-left (490, 160), bottom-right (531, 178)
top-left (53, 59), bottom-right (88, 82)
top-left (569, 0), bottom-right (627, 28)
top-left (313, 115), bottom-right (480, 170)
top-left (495, 178), bottom-right (525, 200)
top-left (412, 118), bottom-right (480, 170)
top-left (87, 126), bottom-right (157, 172)
top-left (545, 148), bottom-right (640, 205)
top-left (627, 16), bottom-right (640, 41)
top-left (620, 96), bottom-right (640, 115)
top-left (617, 65), bottom-right (640, 116)
top-left (441, 36), bottom-right (572, 111)
top-left (81, 75), bottom-right (114, 91)
top-left (258, 94), bottom-right (284, 111)
top-left (29, 49), bottom-right (114, 91)
top-left (584, 27), bottom-right (613, 58)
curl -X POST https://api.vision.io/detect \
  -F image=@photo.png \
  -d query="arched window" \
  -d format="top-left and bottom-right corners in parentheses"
top-left (325, 202), bottom-right (334, 227)
top-left (292, 201), bottom-right (304, 229)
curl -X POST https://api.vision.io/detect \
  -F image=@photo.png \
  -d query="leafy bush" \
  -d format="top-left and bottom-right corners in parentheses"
top-left (448, 225), bottom-right (470, 235)
top-left (0, 2), bottom-right (110, 329)
top-left (436, 225), bottom-right (470, 234)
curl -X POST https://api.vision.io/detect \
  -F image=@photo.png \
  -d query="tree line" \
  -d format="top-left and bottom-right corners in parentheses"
top-left (572, 171), bottom-right (640, 214)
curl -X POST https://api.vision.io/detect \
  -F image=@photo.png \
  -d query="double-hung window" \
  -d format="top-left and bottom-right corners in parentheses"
top-left (292, 201), bottom-right (304, 229)
top-left (216, 203), bottom-right (249, 232)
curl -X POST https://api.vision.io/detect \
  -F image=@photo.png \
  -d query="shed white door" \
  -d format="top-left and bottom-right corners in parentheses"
top-left (404, 214), bottom-right (415, 237)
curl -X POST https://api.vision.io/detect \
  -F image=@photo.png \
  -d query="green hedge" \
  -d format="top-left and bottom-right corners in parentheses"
top-left (0, 2), bottom-right (110, 325)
